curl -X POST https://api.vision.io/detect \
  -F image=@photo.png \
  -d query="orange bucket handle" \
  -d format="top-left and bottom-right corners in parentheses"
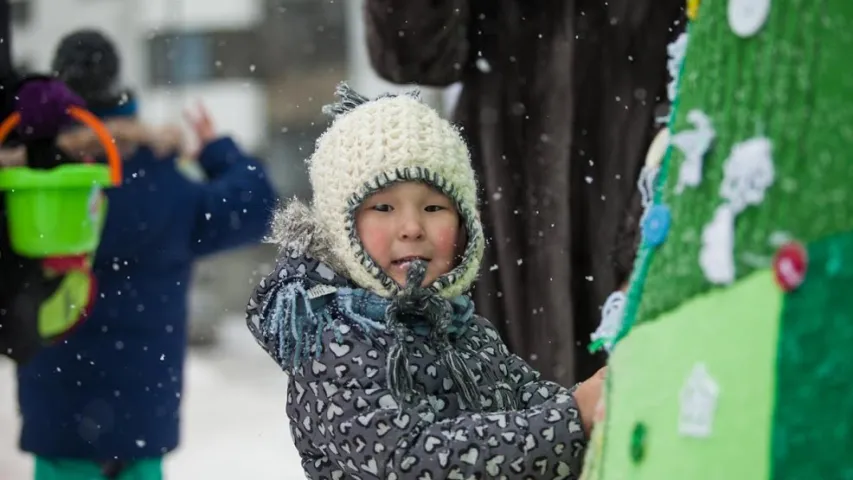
top-left (0, 106), bottom-right (122, 185)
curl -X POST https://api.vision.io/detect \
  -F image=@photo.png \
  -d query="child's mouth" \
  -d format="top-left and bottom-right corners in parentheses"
top-left (391, 256), bottom-right (430, 269)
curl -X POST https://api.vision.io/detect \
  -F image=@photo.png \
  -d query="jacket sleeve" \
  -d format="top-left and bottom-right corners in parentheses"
top-left (364, 0), bottom-right (472, 86)
top-left (472, 316), bottom-right (582, 411)
top-left (189, 137), bottom-right (277, 257)
top-left (288, 328), bottom-right (587, 480)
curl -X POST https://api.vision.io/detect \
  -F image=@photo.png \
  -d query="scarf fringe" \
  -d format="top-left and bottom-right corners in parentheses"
top-left (386, 340), bottom-right (414, 401)
top-left (265, 281), bottom-right (381, 369)
top-left (479, 364), bottom-right (518, 411)
top-left (264, 260), bottom-right (514, 413)
top-left (441, 348), bottom-right (482, 410)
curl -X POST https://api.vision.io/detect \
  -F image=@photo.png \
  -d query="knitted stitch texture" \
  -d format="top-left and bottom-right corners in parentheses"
top-left (301, 85), bottom-right (484, 298)
top-left (584, 1), bottom-right (853, 479)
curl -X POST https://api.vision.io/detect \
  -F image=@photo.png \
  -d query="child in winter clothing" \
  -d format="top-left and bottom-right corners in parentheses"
top-left (0, 77), bottom-right (95, 363)
top-left (248, 84), bottom-right (599, 479)
top-left (16, 30), bottom-right (277, 480)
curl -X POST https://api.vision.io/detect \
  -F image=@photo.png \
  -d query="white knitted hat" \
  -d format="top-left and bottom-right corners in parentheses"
top-left (306, 84), bottom-right (484, 299)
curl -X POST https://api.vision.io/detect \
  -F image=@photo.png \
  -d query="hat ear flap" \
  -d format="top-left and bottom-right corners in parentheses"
top-left (269, 199), bottom-right (345, 270)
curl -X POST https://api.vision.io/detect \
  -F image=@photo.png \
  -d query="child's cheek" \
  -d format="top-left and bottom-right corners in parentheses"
top-left (433, 226), bottom-right (461, 259)
top-left (358, 225), bottom-right (391, 262)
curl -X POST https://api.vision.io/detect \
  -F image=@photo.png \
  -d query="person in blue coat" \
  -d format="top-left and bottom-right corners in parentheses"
top-left (15, 30), bottom-right (277, 480)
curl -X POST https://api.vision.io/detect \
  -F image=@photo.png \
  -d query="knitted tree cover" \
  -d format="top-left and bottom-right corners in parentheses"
top-left (583, 0), bottom-right (853, 478)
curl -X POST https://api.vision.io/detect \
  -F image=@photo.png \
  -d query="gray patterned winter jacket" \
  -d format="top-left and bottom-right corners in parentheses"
top-left (247, 253), bottom-right (588, 479)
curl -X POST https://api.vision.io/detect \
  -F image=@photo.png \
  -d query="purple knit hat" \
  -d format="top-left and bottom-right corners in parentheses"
top-left (14, 78), bottom-right (85, 141)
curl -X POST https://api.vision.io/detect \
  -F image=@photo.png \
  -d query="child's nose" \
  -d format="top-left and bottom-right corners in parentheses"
top-left (399, 218), bottom-right (425, 240)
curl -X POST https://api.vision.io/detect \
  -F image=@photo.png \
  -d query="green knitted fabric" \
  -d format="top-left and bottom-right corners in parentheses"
top-left (596, 270), bottom-right (782, 480)
top-left (771, 232), bottom-right (853, 479)
top-left (634, 0), bottom-right (853, 325)
top-left (588, 0), bottom-right (853, 478)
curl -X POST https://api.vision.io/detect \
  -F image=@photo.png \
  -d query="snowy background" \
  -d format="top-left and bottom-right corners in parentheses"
top-left (0, 1), bottom-right (450, 478)
top-left (0, 318), bottom-right (305, 479)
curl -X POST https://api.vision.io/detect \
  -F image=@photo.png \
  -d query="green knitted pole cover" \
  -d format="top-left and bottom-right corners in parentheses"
top-left (582, 0), bottom-right (853, 478)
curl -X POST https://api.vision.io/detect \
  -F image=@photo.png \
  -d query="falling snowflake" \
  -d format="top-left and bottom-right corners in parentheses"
top-left (475, 58), bottom-right (492, 73)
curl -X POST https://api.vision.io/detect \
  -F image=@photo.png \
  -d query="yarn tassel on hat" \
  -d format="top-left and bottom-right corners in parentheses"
top-left (321, 82), bottom-right (423, 119)
top-left (321, 83), bottom-right (372, 118)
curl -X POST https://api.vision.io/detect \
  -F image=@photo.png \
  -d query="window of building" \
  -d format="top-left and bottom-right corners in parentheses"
top-left (147, 29), bottom-right (262, 87)
top-left (257, 0), bottom-right (346, 76)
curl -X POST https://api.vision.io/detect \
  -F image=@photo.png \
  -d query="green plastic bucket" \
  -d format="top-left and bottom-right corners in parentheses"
top-left (0, 164), bottom-right (111, 257)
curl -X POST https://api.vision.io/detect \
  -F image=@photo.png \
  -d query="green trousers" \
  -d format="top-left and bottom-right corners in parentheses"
top-left (34, 457), bottom-right (163, 480)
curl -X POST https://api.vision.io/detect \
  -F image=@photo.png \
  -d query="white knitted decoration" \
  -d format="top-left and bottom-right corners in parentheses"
top-left (307, 93), bottom-right (484, 298)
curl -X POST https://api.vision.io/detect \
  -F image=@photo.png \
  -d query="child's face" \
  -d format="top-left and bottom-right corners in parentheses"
top-left (355, 182), bottom-right (463, 288)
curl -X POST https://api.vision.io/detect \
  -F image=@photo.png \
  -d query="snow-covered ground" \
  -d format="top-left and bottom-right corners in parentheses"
top-left (0, 319), bottom-right (304, 479)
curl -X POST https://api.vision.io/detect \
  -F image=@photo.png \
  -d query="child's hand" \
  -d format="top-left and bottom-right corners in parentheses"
top-left (572, 366), bottom-right (607, 436)
top-left (183, 102), bottom-right (217, 154)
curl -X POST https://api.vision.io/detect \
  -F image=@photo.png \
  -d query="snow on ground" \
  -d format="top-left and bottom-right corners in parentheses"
top-left (0, 318), bottom-right (304, 479)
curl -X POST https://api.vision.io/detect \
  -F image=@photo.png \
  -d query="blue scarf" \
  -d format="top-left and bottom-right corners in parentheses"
top-left (265, 261), bottom-right (512, 411)
top-left (335, 286), bottom-right (475, 336)
top-left (265, 281), bottom-right (474, 366)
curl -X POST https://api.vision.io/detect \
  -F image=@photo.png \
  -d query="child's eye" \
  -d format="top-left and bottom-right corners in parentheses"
top-left (425, 205), bottom-right (446, 213)
top-left (371, 204), bottom-right (393, 212)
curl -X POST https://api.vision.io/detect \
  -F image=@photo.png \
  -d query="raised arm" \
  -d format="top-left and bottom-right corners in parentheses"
top-left (189, 137), bottom-right (276, 257)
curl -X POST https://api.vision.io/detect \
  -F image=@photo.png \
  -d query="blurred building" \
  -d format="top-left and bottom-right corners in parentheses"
top-left (11, 0), bottom-right (342, 193)
top-left (8, 0), bottom-right (444, 344)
